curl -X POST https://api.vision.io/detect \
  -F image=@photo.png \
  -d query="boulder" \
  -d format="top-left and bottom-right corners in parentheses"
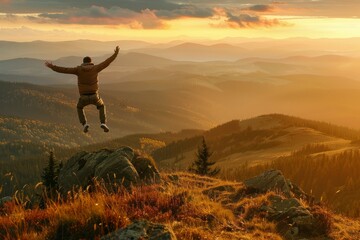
top-left (101, 220), bottom-right (177, 240)
top-left (244, 169), bottom-right (313, 201)
top-left (94, 148), bottom-right (139, 188)
top-left (58, 147), bottom-right (160, 193)
top-left (244, 170), bottom-right (326, 239)
top-left (244, 169), bottom-right (292, 197)
top-left (262, 195), bottom-right (326, 239)
top-left (131, 156), bottom-right (161, 184)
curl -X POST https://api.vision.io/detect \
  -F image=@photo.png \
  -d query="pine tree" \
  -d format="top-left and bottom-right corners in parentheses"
top-left (189, 137), bottom-right (220, 176)
top-left (41, 151), bottom-right (59, 196)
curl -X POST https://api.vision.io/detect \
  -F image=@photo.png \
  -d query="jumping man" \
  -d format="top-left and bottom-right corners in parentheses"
top-left (45, 46), bottom-right (119, 133)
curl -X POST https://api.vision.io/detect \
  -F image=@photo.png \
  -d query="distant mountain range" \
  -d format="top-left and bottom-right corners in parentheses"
top-left (2, 38), bottom-right (360, 61)
top-left (0, 52), bottom-right (183, 85)
top-left (1, 52), bottom-right (359, 87)
top-left (0, 40), bottom-right (152, 60)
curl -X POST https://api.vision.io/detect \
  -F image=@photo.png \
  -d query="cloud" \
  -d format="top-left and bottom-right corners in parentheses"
top-left (212, 7), bottom-right (286, 29)
top-left (1, 0), bottom-right (186, 13)
top-left (156, 5), bottom-right (214, 19)
top-left (0, 0), bottom-right (295, 29)
top-left (227, 13), bottom-right (281, 28)
top-left (36, 2), bottom-right (215, 21)
top-left (247, 4), bottom-right (274, 12)
top-left (38, 6), bottom-right (167, 29)
top-left (3, 0), bottom-right (360, 18)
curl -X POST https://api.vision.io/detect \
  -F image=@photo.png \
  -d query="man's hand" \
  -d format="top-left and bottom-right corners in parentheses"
top-left (114, 46), bottom-right (120, 54)
top-left (45, 61), bottom-right (54, 68)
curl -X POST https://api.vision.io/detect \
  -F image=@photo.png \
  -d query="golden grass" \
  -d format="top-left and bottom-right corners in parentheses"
top-left (0, 172), bottom-right (358, 240)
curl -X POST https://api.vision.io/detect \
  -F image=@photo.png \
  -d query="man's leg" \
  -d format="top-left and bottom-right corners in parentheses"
top-left (93, 94), bottom-right (109, 132)
top-left (98, 104), bottom-right (106, 124)
top-left (77, 96), bottom-right (90, 132)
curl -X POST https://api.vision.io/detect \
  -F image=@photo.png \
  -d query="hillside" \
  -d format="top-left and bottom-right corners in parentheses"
top-left (0, 116), bottom-right (95, 159)
top-left (152, 114), bottom-right (360, 170)
top-left (0, 80), bottom-right (214, 157)
top-left (1, 170), bottom-right (359, 240)
top-left (3, 41), bottom-right (360, 129)
top-left (55, 129), bottom-right (205, 162)
top-left (147, 114), bottom-right (360, 217)
top-left (2, 113), bottom-right (360, 224)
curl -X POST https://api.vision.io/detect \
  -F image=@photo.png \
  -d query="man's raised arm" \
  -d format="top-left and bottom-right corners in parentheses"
top-left (95, 46), bottom-right (119, 72)
top-left (45, 61), bottom-right (78, 74)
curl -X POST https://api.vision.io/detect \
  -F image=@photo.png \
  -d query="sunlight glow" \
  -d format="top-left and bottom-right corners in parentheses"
top-left (0, 13), bottom-right (360, 41)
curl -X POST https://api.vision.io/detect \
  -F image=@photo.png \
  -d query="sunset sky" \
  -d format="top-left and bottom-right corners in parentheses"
top-left (1, 0), bottom-right (360, 41)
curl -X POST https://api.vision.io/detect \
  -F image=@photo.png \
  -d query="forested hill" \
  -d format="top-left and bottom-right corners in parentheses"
top-left (0, 80), bottom-right (77, 124)
top-left (152, 113), bottom-right (360, 164)
top-left (0, 81), bottom-right (105, 161)
top-left (0, 116), bottom-right (95, 160)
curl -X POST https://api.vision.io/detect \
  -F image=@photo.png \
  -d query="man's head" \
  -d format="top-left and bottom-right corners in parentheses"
top-left (83, 56), bottom-right (92, 64)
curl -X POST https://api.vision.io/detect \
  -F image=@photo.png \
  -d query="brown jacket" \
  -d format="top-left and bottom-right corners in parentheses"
top-left (50, 51), bottom-right (118, 95)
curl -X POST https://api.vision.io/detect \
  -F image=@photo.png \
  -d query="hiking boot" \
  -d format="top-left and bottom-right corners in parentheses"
top-left (83, 124), bottom-right (90, 133)
top-left (101, 123), bottom-right (109, 132)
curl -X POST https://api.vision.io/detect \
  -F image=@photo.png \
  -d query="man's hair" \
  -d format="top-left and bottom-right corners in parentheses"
top-left (83, 56), bottom-right (92, 63)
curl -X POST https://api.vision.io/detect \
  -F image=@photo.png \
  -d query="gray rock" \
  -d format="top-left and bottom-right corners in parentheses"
top-left (268, 195), bottom-right (302, 213)
top-left (58, 147), bottom-right (160, 193)
top-left (59, 150), bottom-right (111, 192)
top-left (131, 156), bottom-right (161, 184)
top-left (101, 220), bottom-right (177, 240)
top-left (94, 148), bottom-right (139, 189)
top-left (244, 169), bottom-right (292, 197)
top-left (265, 195), bottom-right (323, 239)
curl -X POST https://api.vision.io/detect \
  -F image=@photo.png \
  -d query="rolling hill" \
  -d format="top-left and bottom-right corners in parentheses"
top-left (0, 80), bottom-right (215, 161)
top-left (151, 114), bottom-right (360, 170)
top-left (146, 114), bottom-right (360, 217)
top-left (2, 113), bottom-right (360, 218)
top-left (0, 52), bottom-right (183, 85)
top-left (152, 42), bottom-right (248, 61)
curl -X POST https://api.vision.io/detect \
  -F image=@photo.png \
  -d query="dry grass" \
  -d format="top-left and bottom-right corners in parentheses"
top-left (0, 172), bottom-right (359, 239)
top-left (330, 215), bottom-right (360, 240)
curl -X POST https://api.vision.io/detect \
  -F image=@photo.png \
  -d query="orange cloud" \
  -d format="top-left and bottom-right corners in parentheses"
top-left (245, 4), bottom-right (275, 13)
top-left (39, 6), bottom-right (168, 29)
top-left (212, 7), bottom-right (288, 29)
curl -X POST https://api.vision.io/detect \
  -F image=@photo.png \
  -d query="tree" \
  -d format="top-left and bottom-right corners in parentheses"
top-left (189, 137), bottom-right (220, 176)
top-left (41, 151), bottom-right (60, 197)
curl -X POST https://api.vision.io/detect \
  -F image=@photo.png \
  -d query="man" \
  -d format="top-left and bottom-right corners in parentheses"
top-left (45, 46), bottom-right (119, 133)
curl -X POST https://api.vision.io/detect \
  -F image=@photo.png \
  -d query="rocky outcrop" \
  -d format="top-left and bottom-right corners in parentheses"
top-left (101, 220), bottom-right (177, 240)
top-left (58, 147), bottom-right (161, 193)
top-left (264, 195), bottom-right (327, 239)
top-left (244, 169), bottom-right (312, 201)
top-left (132, 156), bottom-right (161, 184)
top-left (242, 170), bottom-right (328, 240)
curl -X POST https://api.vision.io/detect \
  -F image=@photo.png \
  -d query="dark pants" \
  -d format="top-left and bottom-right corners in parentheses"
top-left (77, 93), bottom-right (106, 125)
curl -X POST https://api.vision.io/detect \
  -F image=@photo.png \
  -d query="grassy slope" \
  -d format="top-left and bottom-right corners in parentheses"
top-left (153, 114), bottom-right (360, 170)
top-left (0, 172), bottom-right (358, 240)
